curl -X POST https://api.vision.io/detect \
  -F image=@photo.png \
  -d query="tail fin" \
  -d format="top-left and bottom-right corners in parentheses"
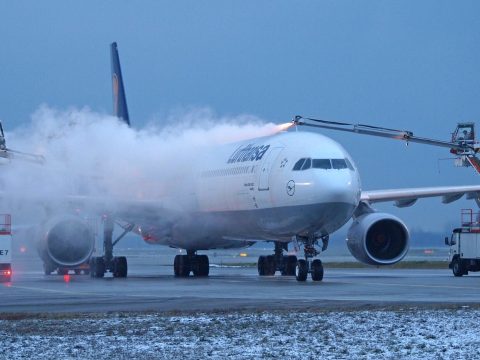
top-left (110, 42), bottom-right (130, 126)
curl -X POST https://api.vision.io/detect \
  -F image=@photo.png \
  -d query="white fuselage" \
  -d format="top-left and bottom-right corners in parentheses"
top-left (138, 131), bottom-right (362, 250)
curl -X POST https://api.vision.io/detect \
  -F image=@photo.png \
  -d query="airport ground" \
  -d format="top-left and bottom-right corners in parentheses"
top-left (2, 248), bottom-right (480, 358)
top-left (2, 246), bottom-right (480, 313)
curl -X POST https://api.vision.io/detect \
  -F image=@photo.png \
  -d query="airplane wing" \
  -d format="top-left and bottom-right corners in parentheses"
top-left (361, 185), bottom-right (480, 208)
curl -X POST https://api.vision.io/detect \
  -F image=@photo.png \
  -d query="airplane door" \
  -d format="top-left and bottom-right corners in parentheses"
top-left (258, 147), bottom-right (284, 191)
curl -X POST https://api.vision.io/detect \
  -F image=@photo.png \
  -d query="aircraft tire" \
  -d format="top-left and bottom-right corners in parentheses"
top-left (91, 257), bottom-right (105, 278)
top-left (295, 259), bottom-right (308, 282)
top-left (174, 255), bottom-right (180, 276)
top-left (177, 255), bottom-right (191, 277)
top-left (113, 256), bottom-right (128, 278)
top-left (57, 268), bottom-right (68, 276)
top-left (257, 256), bottom-right (266, 276)
top-left (311, 259), bottom-right (324, 281)
top-left (265, 255), bottom-right (276, 275)
top-left (193, 255), bottom-right (209, 277)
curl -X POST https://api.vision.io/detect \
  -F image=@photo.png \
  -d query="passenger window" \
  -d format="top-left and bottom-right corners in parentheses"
top-left (331, 159), bottom-right (348, 169)
top-left (301, 158), bottom-right (311, 170)
top-left (312, 159), bottom-right (332, 169)
top-left (293, 158), bottom-right (306, 171)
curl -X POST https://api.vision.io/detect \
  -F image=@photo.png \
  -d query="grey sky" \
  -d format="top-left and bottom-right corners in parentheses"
top-left (1, 1), bottom-right (479, 231)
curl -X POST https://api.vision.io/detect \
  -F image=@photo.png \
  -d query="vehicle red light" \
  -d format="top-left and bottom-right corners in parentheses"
top-left (63, 274), bottom-right (71, 283)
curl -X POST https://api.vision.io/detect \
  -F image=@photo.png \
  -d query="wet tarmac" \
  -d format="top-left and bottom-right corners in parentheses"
top-left (1, 251), bottom-right (480, 313)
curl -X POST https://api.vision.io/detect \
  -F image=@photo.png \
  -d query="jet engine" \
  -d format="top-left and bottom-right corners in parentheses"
top-left (346, 212), bottom-right (409, 266)
top-left (36, 216), bottom-right (95, 268)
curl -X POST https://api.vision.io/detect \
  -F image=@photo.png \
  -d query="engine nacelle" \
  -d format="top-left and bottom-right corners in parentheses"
top-left (37, 216), bottom-right (95, 268)
top-left (347, 212), bottom-right (409, 266)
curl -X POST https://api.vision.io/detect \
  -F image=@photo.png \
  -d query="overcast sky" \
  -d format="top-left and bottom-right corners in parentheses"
top-left (1, 1), bottom-right (480, 231)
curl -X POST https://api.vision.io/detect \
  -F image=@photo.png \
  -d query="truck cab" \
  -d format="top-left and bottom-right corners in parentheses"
top-left (446, 209), bottom-right (480, 276)
top-left (0, 214), bottom-right (12, 282)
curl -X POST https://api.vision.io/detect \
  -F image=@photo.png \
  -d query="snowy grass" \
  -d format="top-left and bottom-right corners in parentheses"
top-left (1, 308), bottom-right (480, 359)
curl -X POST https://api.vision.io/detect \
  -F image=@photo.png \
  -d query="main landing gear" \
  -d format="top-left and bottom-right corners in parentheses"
top-left (257, 241), bottom-right (298, 276)
top-left (174, 250), bottom-right (210, 277)
top-left (294, 234), bottom-right (328, 282)
top-left (90, 216), bottom-right (134, 279)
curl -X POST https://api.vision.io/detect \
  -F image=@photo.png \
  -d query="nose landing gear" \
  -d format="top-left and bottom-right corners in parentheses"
top-left (294, 234), bottom-right (328, 282)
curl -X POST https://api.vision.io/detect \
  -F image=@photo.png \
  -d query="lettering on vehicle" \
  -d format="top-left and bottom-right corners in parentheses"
top-left (227, 144), bottom-right (270, 164)
top-left (0, 250), bottom-right (8, 256)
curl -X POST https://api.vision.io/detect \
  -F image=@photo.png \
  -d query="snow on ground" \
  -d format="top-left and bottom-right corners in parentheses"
top-left (1, 308), bottom-right (480, 359)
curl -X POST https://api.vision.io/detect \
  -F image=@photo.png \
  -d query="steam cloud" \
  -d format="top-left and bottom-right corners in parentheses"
top-left (1, 105), bottom-right (285, 218)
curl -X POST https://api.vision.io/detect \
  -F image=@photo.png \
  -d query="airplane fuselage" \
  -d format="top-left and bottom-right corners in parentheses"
top-left (137, 131), bottom-right (361, 250)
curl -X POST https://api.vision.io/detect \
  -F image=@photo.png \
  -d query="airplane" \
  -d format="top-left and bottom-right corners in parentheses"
top-left (27, 43), bottom-right (480, 282)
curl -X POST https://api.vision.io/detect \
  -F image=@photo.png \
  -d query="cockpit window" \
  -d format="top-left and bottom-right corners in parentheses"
top-left (312, 159), bottom-right (332, 169)
top-left (293, 158), bottom-right (306, 171)
top-left (301, 158), bottom-right (311, 170)
top-left (345, 158), bottom-right (355, 170)
top-left (331, 159), bottom-right (348, 169)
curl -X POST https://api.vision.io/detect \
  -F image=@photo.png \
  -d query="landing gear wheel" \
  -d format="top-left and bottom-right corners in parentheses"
top-left (452, 257), bottom-right (465, 277)
top-left (174, 255), bottom-right (191, 277)
top-left (113, 256), bottom-right (128, 278)
top-left (258, 256), bottom-right (266, 276)
top-left (174, 255), bottom-right (180, 276)
top-left (74, 269), bottom-right (81, 275)
top-left (311, 259), bottom-right (324, 281)
top-left (295, 259), bottom-right (308, 282)
top-left (265, 255), bottom-right (276, 276)
top-left (90, 257), bottom-right (105, 278)
top-left (57, 268), bottom-right (68, 276)
top-left (193, 255), bottom-right (209, 277)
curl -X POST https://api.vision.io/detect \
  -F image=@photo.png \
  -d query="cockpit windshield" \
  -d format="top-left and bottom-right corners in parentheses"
top-left (312, 159), bottom-right (331, 169)
top-left (293, 158), bottom-right (354, 171)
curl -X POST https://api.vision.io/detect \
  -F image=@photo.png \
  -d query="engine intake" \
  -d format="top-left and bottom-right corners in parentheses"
top-left (37, 216), bottom-right (95, 267)
top-left (347, 212), bottom-right (409, 266)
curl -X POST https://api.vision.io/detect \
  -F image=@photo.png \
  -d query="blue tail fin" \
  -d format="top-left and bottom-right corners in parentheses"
top-left (110, 42), bottom-right (130, 126)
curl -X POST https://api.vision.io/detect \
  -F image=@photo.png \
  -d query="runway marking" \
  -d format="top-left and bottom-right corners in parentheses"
top-left (339, 280), bottom-right (480, 291)
top-left (6, 284), bottom-right (216, 300)
top-left (7, 285), bottom-right (110, 297)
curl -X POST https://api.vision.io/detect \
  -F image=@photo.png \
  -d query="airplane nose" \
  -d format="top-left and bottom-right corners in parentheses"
top-left (316, 170), bottom-right (359, 205)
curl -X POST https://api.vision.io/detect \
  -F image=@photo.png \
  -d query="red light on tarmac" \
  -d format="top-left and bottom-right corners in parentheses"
top-left (63, 274), bottom-right (71, 283)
